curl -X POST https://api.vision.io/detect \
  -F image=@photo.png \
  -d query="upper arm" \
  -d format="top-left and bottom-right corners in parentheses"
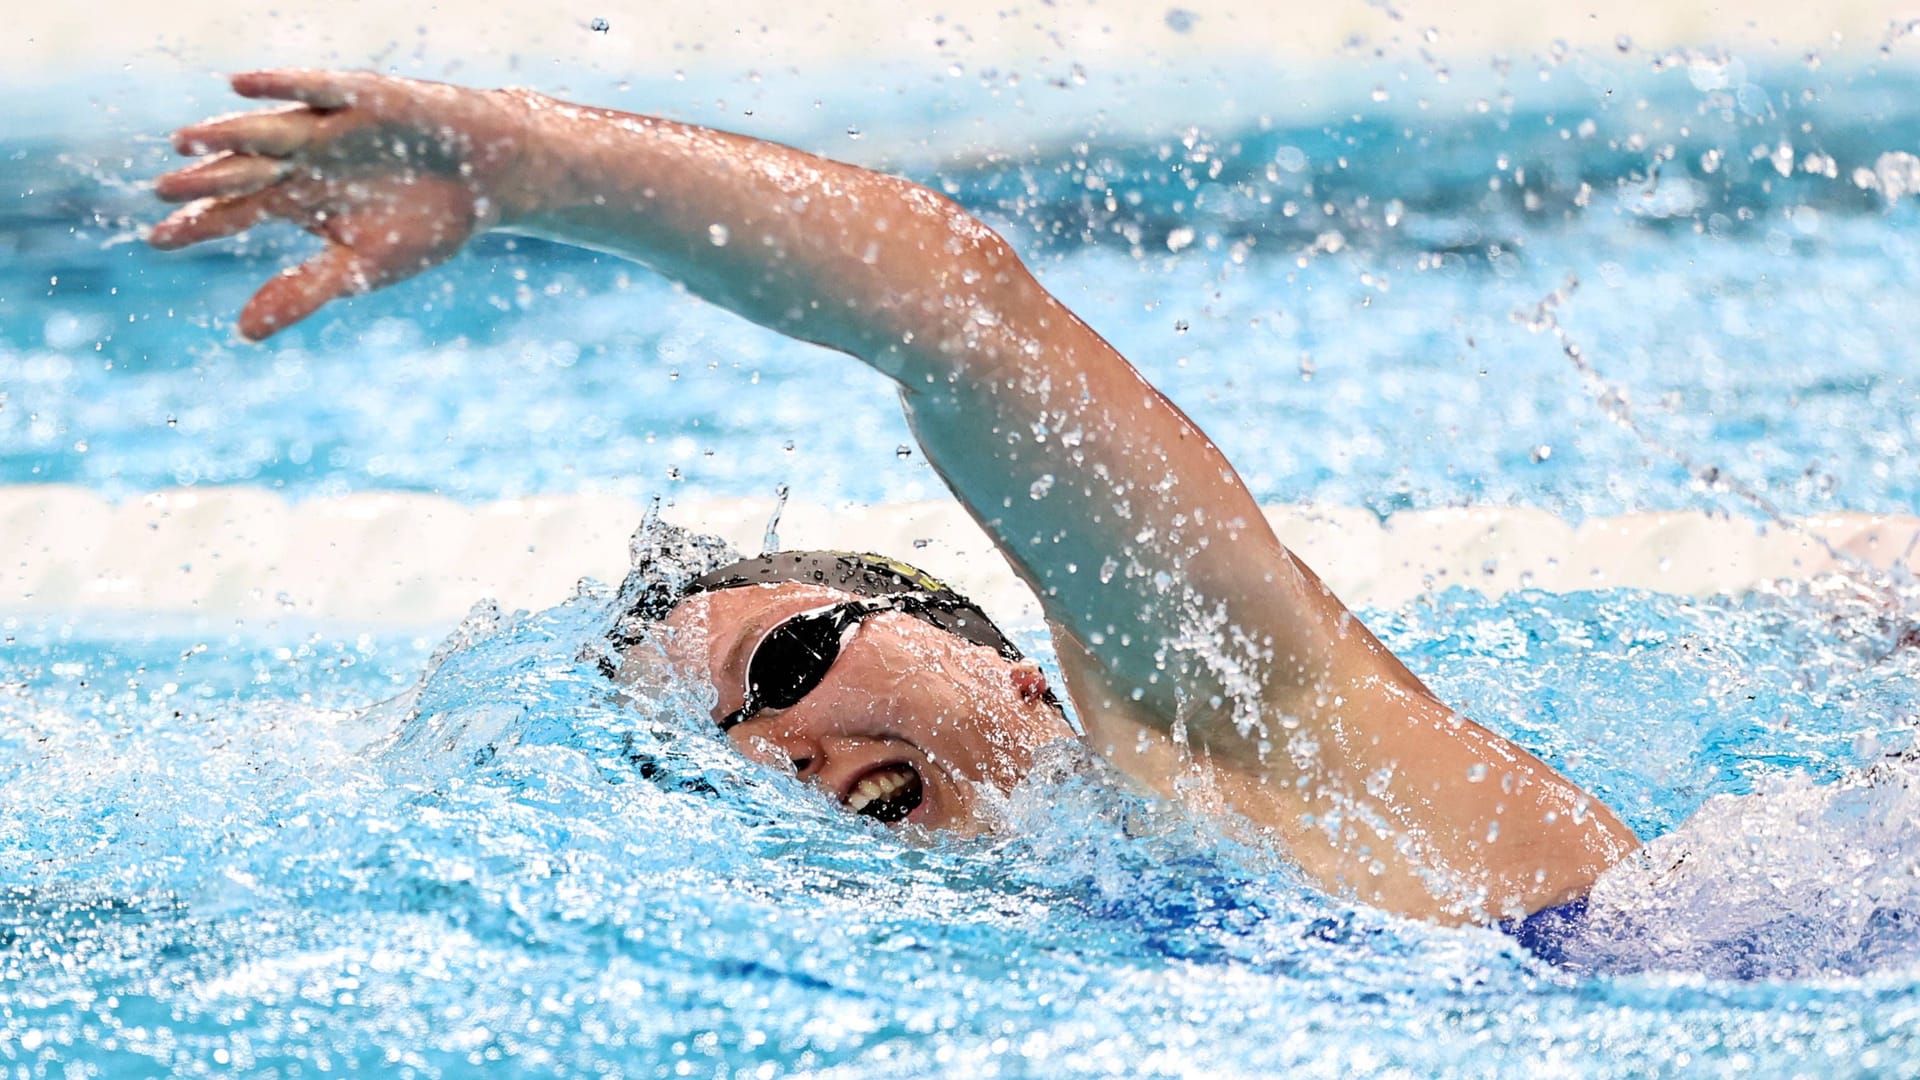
top-left (859, 202), bottom-right (1349, 749)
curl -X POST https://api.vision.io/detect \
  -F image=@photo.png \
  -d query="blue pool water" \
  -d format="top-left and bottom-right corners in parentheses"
top-left (5, 52), bottom-right (1920, 1075)
top-left (5, 574), bottom-right (1919, 1074)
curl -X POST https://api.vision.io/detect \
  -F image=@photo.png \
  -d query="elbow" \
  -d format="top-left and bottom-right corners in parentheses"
top-left (873, 181), bottom-right (1039, 333)
top-left (862, 176), bottom-right (1021, 280)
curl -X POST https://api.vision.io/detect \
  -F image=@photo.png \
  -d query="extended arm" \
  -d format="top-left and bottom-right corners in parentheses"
top-left (152, 70), bottom-right (1637, 921)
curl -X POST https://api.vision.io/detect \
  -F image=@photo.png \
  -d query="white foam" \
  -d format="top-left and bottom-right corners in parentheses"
top-left (5, 485), bottom-right (1913, 628)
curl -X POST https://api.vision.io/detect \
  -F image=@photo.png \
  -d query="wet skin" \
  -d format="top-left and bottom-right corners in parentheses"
top-left (646, 582), bottom-right (1076, 834)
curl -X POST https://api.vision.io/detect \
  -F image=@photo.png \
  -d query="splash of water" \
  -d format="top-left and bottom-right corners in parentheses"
top-left (761, 483), bottom-right (790, 555)
top-left (1518, 276), bottom-right (1920, 614)
top-left (1565, 752), bottom-right (1920, 979)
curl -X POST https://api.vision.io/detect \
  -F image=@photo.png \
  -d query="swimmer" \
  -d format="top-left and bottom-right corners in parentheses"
top-left (150, 70), bottom-right (1639, 927)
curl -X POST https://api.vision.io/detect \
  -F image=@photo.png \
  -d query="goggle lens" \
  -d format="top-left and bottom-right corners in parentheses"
top-left (718, 597), bottom-right (905, 730)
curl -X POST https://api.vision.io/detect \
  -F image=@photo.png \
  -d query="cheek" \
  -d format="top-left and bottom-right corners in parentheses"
top-left (918, 671), bottom-right (1052, 779)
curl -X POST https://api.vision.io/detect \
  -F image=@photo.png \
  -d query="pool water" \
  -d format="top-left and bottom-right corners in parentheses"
top-left (5, 54), bottom-right (1920, 1076)
top-left (4, 572), bottom-right (1918, 1074)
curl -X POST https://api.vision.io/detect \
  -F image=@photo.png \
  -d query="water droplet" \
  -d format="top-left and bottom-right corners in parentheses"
top-left (845, 125), bottom-right (861, 140)
top-left (1614, 33), bottom-right (1632, 52)
top-left (1770, 141), bottom-right (1795, 178)
top-left (707, 224), bottom-right (729, 246)
top-left (761, 484), bottom-right (789, 554)
top-left (1029, 474), bottom-right (1055, 499)
top-left (1530, 444), bottom-right (1553, 463)
top-left (895, 444), bottom-right (912, 459)
top-left (1164, 8), bottom-right (1197, 33)
top-left (588, 17), bottom-right (610, 32)
top-left (1272, 145), bottom-right (1308, 173)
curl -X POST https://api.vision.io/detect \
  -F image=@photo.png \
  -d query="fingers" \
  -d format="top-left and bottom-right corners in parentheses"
top-left (237, 243), bottom-right (371, 341)
top-left (153, 153), bottom-right (290, 203)
top-left (172, 105), bottom-right (320, 158)
top-left (148, 190), bottom-right (278, 250)
top-left (229, 68), bottom-right (487, 135)
top-left (230, 69), bottom-right (368, 111)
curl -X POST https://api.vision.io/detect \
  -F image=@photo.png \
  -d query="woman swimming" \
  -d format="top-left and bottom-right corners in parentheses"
top-left (150, 69), bottom-right (1639, 927)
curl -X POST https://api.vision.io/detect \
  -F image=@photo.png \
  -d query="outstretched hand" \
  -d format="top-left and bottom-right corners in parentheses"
top-left (151, 70), bottom-right (537, 340)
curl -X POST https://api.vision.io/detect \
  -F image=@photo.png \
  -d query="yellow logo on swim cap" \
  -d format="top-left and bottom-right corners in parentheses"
top-left (845, 551), bottom-right (952, 594)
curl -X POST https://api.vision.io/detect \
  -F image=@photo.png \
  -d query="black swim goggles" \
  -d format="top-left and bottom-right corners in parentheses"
top-left (718, 593), bottom-right (937, 732)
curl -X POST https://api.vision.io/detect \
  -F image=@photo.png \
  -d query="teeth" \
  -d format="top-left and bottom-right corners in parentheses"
top-left (847, 766), bottom-right (911, 811)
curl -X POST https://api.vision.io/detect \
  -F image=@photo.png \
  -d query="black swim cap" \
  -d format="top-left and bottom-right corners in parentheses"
top-left (607, 544), bottom-right (1064, 717)
top-left (611, 548), bottom-right (1026, 662)
top-left (678, 550), bottom-right (1028, 662)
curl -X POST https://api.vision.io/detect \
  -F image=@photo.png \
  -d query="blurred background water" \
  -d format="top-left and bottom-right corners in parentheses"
top-left (3, 59), bottom-right (1917, 521)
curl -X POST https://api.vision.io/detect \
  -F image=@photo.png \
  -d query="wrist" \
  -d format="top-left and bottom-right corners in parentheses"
top-left (484, 86), bottom-right (569, 226)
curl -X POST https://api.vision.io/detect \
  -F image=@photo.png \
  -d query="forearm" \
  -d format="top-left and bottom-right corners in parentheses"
top-left (501, 93), bottom-right (997, 369)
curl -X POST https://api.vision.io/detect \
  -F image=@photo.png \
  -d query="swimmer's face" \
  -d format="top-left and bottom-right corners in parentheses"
top-left (646, 582), bottom-right (1074, 834)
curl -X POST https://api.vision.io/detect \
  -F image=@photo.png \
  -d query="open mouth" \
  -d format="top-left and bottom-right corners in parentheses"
top-left (844, 762), bottom-right (925, 824)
